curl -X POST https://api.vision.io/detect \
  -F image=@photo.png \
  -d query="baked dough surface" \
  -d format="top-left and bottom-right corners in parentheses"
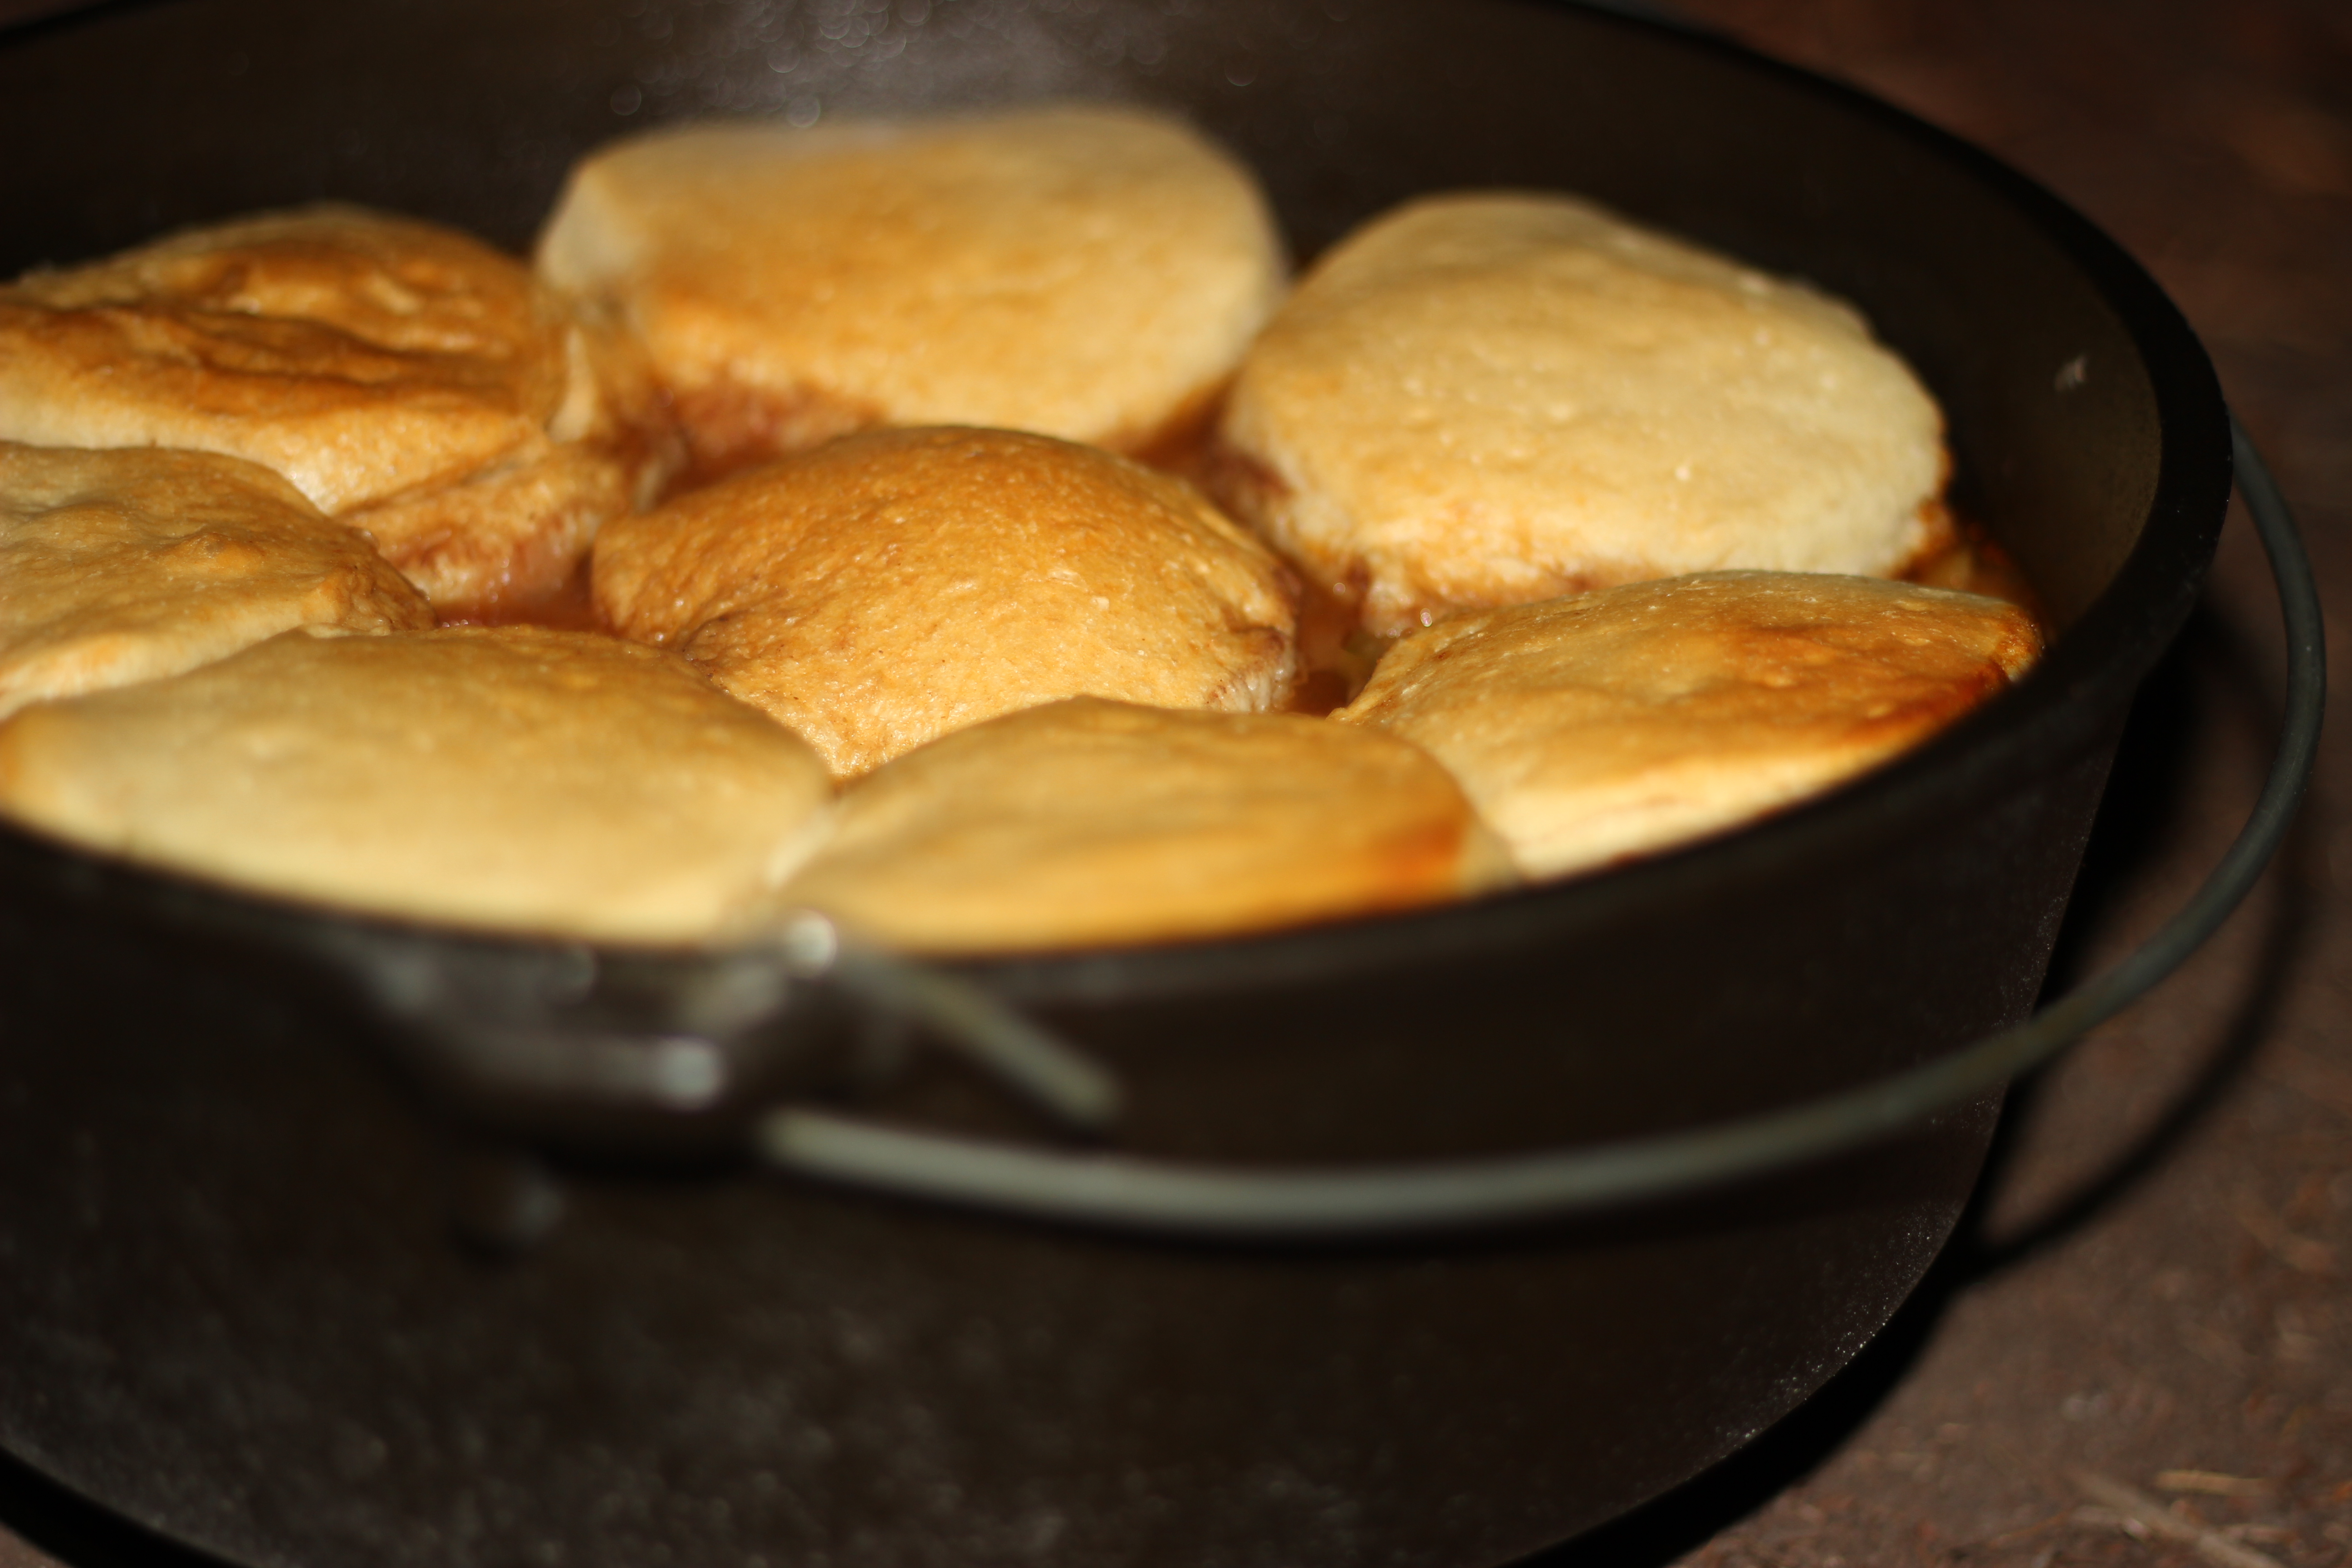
top-left (1338, 572), bottom-right (2041, 877)
top-left (0, 205), bottom-right (673, 612)
top-left (1219, 193), bottom-right (1950, 636)
top-left (594, 427), bottom-right (1298, 776)
top-left (784, 696), bottom-right (1513, 952)
top-left (536, 105), bottom-right (1285, 477)
top-left (0, 443), bottom-right (430, 720)
top-left (0, 626), bottom-right (834, 943)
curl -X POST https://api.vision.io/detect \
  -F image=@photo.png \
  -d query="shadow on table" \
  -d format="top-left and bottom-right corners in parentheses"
top-left (1522, 592), bottom-right (2320, 1568)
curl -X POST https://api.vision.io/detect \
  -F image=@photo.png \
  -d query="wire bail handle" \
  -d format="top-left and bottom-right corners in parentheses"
top-left (762, 416), bottom-right (2323, 1241)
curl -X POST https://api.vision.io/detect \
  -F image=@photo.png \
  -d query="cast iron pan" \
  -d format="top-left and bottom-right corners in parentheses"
top-left (0, 1), bottom-right (2319, 1566)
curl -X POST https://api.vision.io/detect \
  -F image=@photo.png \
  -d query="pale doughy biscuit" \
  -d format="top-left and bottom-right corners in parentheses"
top-left (0, 627), bottom-right (833, 944)
top-left (0, 205), bottom-right (676, 613)
top-left (536, 105), bottom-right (1285, 478)
top-left (1338, 572), bottom-right (2041, 878)
top-left (1219, 193), bottom-right (1951, 636)
top-left (0, 443), bottom-right (430, 720)
top-left (593, 427), bottom-right (1298, 777)
top-left (783, 697), bottom-right (1513, 952)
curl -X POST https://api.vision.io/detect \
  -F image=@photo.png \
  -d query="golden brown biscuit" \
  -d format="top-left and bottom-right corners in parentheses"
top-left (536, 104), bottom-right (1285, 479)
top-left (0, 205), bottom-right (676, 614)
top-left (0, 443), bottom-right (430, 720)
top-left (1337, 572), bottom-right (2041, 878)
top-left (1219, 193), bottom-right (1951, 636)
top-left (783, 697), bottom-right (1513, 953)
top-left (594, 427), bottom-right (1299, 776)
top-left (0, 627), bottom-right (833, 944)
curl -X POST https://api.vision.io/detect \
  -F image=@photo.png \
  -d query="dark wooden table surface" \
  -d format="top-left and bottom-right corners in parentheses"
top-left (0, 2), bottom-right (2343, 1566)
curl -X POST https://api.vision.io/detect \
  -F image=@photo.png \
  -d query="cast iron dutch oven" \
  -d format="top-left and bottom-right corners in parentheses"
top-left (0, 1), bottom-right (2323, 1565)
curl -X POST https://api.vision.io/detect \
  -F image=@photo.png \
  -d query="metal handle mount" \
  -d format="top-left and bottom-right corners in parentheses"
top-left (759, 416), bottom-right (2325, 1241)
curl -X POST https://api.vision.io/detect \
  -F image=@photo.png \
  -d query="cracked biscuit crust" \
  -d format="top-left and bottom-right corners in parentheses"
top-left (0, 443), bottom-right (430, 720)
top-left (0, 205), bottom-right (676, 614)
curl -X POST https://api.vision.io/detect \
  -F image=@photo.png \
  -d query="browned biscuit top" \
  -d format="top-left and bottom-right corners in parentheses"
top-left (0, 626), bottom-right (834, 943)
top-left (1338, 572), bottom-right (2042, 877)
top-left (1220, 193), bottom-right (1951, 636)
top-left (594, 426), bottom-right (1299, 776)
top-left (536, 104), bottom-right (1286, 478)
top-left (0, 205), bottom-right (676, 612)
top-left (0, 442), bottom-right (431, 720)
top-left (783, 696), bottom-right (1513, 953)
top-left (0, 205), bottom-right (571, 511)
